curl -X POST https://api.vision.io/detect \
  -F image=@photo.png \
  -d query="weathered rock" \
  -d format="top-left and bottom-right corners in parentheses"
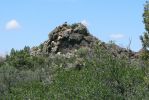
top-left (69, 33), bottom-right (83, 42)
top-left (73, 23), bottom-right (89, 35)
top-left (30, 22), bottom-right (138, 61)
top-left (31, 22), bottom-right (98, 55)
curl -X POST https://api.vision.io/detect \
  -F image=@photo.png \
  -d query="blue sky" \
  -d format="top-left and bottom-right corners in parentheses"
top-left (0, 0), bottom-right (147, 55)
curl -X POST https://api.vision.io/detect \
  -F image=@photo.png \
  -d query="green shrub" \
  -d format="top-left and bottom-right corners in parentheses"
top-left (1, 45), bottom-right (149, 99)
top-left (140, 49), bottom-right (149, 60)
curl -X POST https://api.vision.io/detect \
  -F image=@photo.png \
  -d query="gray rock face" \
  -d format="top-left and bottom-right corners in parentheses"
top-left (31, 23), bottom-right (98, 55)
top-left (30, 22), bottom-right (138, 61)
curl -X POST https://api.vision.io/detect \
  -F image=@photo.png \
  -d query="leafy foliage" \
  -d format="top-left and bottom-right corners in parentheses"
top-left (140, 49), bottom-right (149, 60)
top-left (6, 46), bottom-right (45, 70)
top-left (140, 1), bottom-right (149, 49)
top-left (1, 2), bottom-right (149, 98)
top-left (0, 44), bottom-right (149, 99)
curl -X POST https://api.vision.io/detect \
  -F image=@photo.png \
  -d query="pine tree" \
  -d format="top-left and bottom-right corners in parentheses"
top-left (140, 1), bottom-right (149, 49)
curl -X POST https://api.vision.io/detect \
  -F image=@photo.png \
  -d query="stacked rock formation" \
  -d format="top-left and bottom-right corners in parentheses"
top-left (30, 22), bottom-right (139, 61)
top-left (31, 22), bottom-right (98, 55)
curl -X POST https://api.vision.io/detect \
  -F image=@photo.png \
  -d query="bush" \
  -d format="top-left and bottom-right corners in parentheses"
top-left (1, 45), bottom-right (149, 99)
top-left (140, 49), bottom-right (149, 60)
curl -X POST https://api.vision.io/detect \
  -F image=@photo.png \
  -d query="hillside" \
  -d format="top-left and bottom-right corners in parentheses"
top-left (0, 23), bottom-right (149, 99)
top-left (31, 23), bottom-right (137, 59)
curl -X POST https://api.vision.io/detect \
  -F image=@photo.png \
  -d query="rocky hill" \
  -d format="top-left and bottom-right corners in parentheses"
top-left (1, 22), bottom-right (147, 99)
top-left (31, 22), bottom-right (98, 55)
top-left (30, 22), bottom-right (138, 60)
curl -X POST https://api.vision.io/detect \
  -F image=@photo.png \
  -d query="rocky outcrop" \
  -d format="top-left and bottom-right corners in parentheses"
top-left (106, 44), bottom-right (136, 59)
top-left (31, 22), bottom-right (98, 55)
top-left (30, 22), bottom-right (140, 61)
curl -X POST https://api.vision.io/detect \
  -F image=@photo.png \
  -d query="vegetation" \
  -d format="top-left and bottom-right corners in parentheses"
top-left (1, 1), bottom-right (149, 99)
top-left (0, 43), bottom-right (149, 99)
top-left (140, 1), bottom-right (149, 60)
top-left (140, 1), bottom-right (149, 49)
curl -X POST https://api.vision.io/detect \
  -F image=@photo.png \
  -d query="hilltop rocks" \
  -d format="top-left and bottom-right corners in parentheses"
top-left (106, 44), bottom-right (136, 59)
top-left (30, 22), bottom-right (139, 62)
top-left (31, 23), bottom-right (98, 56)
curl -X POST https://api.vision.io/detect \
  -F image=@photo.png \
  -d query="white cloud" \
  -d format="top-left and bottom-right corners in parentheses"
top-left (110, 34), bottom-right (125, 40)
top-left (81, 20), bottom-right (89, 27)
top-left (5, 19), bottom-right (21, 30)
